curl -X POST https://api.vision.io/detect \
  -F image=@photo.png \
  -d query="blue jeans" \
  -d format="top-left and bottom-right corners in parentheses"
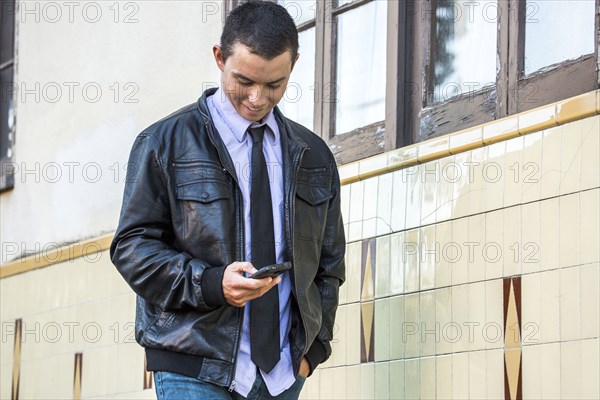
top-left (154, 370), bottom-right (306, 400)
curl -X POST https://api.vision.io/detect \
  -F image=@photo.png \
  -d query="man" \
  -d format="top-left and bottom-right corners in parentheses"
top-left (110, 1), bottom-right (346, 399)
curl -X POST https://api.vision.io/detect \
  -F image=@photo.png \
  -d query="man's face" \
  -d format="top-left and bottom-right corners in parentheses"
top-left (213, 42), bottom-right (298, 122)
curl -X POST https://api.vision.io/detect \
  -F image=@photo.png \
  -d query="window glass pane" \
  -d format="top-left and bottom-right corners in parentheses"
top-left (338, 0), bottom-right (353, 7)
top-left (524, 0), bottom-right (595, 75)
top-left (1, 0), bottom-right (15, 64)
top-left (432, 0), bottom-right (497, 103)
top-left (278, 28), bottom-right (316, 130)
top-left (1, 66), bottom-right (14, 160)
top-left (335, 0), bottom-right (387, 135)
top-left (277, 0), bottom-right (316, 25)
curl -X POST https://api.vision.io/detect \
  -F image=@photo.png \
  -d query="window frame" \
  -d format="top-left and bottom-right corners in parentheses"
top-left (0, 0), bottom-right (16, 192)
top-left (407, 0), bottom-right (600, 143)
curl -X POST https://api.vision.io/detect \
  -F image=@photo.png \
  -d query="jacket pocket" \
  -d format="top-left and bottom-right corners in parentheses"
top-left (295, 183), bottom-right (331, 245)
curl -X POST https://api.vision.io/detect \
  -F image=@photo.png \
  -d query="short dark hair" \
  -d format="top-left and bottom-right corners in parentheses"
top-left (221, 1), bottom-right (299, 63)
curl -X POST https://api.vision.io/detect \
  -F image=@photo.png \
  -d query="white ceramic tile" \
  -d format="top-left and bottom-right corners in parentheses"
top-left (349, 180), bottom-right (365, 242)
top-left (522, 344), bottom-right (542, 399)
top-left (374, 362), bottom-right (390, 400)
top-left (581, 338), bottom-right (600, 400)
top-left (452, 151), bottom-right (472, 218)
top-left (451, 284), bottom-right (469, 353)
top-left (345, 241), bottom-right (362, 304)
top-left (540, 270), bottom-right (560, 343)
top-left (469, 146), bottom-right (487, 215)
top-left (389, 359), bottom-right (405, 400)
top-left (389, 295), bottom-right (405, 361)
top-left (420, 291), bottom-right (436, 357)
top-left (521, 130), bottom-right (543, 203)
top-left (451, 353), bottom-right (469, 400)
top-left (483, 141), bottom-right (506, 212)
top-left (435, 288), bottom-right (453, 356)
top-left (580, 189), bottom-right (600, 265)
top-left (419, 225), bottom-right (436, 290)
top-left (468, 282), bottom-right (486, 351)
top-left (374, 298), bottom-right (390, 362)
top-left (404, 358), bottom-right (420, 400)
top-left (521, 273), bottom-right (542, 347)
top-left (485, 210), bottom-right (503, 279)
top-left (540, 197), bottom-right (560, 271)
top-left (580, 115), bottom-right (600, 191)
top-left (419, 357), bottom-right (436, 400)
top-left (486, 349), bottom-right (505, 399)
top-left (341, 184), bottom-right (351, 231)
top-left (421, 161), bottom-right (439, 225)
top-left (451, 218), bottom-right (468, 286)
top-left (559, 119), bottom-right (582, 195)
top-left (331, 305), bottom-right (347, 367)
top-left (404, 229), bottom-right (420, 293)
top-left (362, 177), bottom-right (379, 239)
top-left (376, 172), bottom-right (394, 235)
top-left (540, 126), bottom-right (562, 199)
top-left (346, 303), bottom-right (361, 365)
top-left (331, 366), bottom-right (348, 400)
top-left (389, 232), bottom-right (405, 295)
top-left (504, 136), bottom-right (524, 207)
top-left (467, 213), bottom-right (486, 283)
top-left (375, 235), bottom-right (391, 298)
top-left (468, 350), bottom-right (487, 400)
top-left (560, 267), bottom-right (581, 341)
top-left (404, 293), bottom-right (420, 358)
top-left (435, 221), bottom-right (452, 288)
top-left (560, 340), bottom-right (582, 400)
top-left (540, 342), bottom-right (561, 399)
top-left (345, 365), bottom-right (361, 400)
top-left (360, 363), bottom-right (375, 400)
top-left (319, 366), bottom-right (334, 399)
top-left (503, 206), bottom-right (522, 277)
top-left (435, 355), bottom-right (452, 400)
top-left (559, 193), bottom-right (579, 268)
top-left (485, 279), bottom-right (504, 350)
top-left (436, 156), bottom-right (455, 223)
top-left (580, 263), bottom-right (600, 339)
top-left (405, 164), bottom-right (423, 230)
top-left (390, 169), bottom-right (408, 232)
top-left (521, 201), bottom-right (541, 274)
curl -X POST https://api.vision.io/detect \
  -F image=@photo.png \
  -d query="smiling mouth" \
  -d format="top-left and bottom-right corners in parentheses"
top-left (244, 104), bottom-right (262, 113)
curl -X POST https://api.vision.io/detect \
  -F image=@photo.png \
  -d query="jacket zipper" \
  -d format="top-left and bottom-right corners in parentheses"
top-left (203, 117), bottom-right (245, 392)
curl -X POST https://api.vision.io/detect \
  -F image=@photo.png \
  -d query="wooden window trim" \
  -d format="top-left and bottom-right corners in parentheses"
top-left (507, 0), bottom-right (600, 114)
top-left (0, 0), bottom-right (16, 192)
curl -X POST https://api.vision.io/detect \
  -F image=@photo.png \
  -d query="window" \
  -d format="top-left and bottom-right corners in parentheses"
top-left (1, 0), bottom-right (16, 191)
top-left (408, 0), bottom-right (600, 142)
top-left (228, 0), bottom-right (600, 162)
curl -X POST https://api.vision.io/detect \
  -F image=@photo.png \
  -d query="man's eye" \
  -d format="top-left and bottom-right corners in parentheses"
top-left (269, 84), bottom-right (282, 89)
top-left (238, 81), bottom-right (252, 87)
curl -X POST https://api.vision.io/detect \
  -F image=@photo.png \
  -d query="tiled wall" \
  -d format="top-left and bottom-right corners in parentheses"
top-left (301, 115), bottom-right (599, 399)
top-left (0, 113), bottom-right (598, 399)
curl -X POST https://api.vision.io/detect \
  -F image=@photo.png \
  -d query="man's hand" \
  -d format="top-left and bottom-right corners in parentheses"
top-left (299, 357), bottom-right (311, 378)
top-left (222, 261), bottom-right (281, 307)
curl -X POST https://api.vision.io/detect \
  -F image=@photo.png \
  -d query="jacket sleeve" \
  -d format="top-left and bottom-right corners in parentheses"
top-left (110, 132), bottom-right (227, 312)
top-left (304, 160), bottom-right (346, 374)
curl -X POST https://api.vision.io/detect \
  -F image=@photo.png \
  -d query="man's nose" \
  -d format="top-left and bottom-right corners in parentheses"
top-left (248, 85), bottom-right (264, 104)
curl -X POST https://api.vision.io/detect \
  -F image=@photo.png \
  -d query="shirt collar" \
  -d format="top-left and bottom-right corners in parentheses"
top-left (212, 87), bottom-right (278, 145)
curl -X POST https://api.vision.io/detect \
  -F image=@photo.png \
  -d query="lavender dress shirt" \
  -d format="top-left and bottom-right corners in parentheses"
top-left (207, 88), bottom-right (295, 396)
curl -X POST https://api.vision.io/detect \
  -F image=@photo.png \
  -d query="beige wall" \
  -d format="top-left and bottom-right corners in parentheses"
top-left (1, 1), bottom-right (223, 263)
top-left (1, 98), bottom-right (598, 399)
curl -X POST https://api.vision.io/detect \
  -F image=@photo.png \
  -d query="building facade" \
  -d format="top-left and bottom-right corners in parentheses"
top-left (1, 1), bottom-right (599, 399)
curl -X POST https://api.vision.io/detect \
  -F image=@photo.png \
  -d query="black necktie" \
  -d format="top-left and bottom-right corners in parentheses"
top-left (248, 125), bottom-right (280, 373)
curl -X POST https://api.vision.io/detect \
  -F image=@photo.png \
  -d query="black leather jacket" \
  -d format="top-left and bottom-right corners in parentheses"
top-left (110, 88), bottom-right (346, 389)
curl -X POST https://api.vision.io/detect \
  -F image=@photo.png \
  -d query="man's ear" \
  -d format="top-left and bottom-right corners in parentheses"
top-left (213, 45), bottom-right (225, 72)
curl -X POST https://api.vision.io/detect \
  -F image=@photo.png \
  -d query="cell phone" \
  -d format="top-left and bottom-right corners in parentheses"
top-left (249, 262), bottom-right (292, 279)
